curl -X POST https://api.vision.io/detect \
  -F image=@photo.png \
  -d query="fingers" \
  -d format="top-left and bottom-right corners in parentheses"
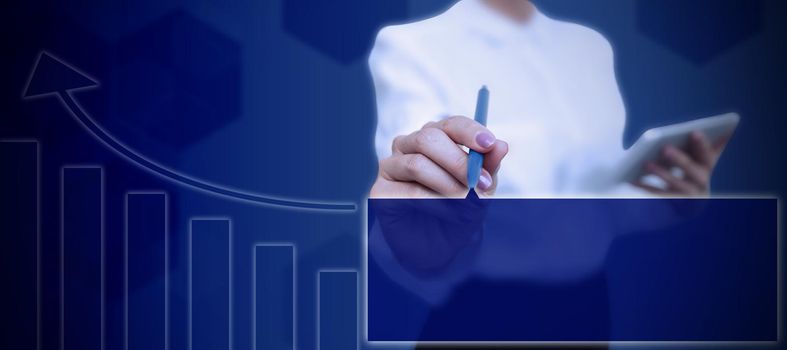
top-left (381, 115), bottom-right (507, 198)
top-left (391, 135), bottom-right (405, 156)
top-left (483, 140), bottom-right (509, 176)
top-left (688, 130), bottom-right (731, 167)
top-left (687, 132), bottom-right (713, 167)
top-left (380, 154), bottom-right (467, 196)
top-left (645, 131), bottom-right (734, 196)
top-left (632, 180), bottom-right (669, 196)
top-left (427, 116), bottom-right (506, 178)
top-left (393, 127), bottom-right (472, 185)
top-left (477, 168), bottom-right (494, 193)
top-left (427, 115), bottom-right (497, 153)
top-left (643, 131), bottom-right (728, 196)
top-left (661, 145), bottom-right (709, 186)
top-left (644, 161), bottom-right (701, 194)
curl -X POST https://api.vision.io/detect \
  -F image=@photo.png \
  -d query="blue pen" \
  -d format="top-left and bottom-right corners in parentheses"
top-left (467, 85), bottom-right (489, 190)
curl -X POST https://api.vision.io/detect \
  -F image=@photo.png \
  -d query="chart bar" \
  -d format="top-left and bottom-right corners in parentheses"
top-left (253, 244), bottom-right (295, 350)
top-left (189, 218), bottom-right (231, 350)
top-left (0, 140), bottom-right (39, 350)
top-left (62, 166), bottom-right (103, 350)
top-left (318, 270), bottom-right (358, 350)
top-left (126, 192), bottom-right (168, 350)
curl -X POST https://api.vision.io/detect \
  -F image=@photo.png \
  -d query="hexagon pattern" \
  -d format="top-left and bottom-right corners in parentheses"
top-left (282, 0), bottom-right (408, 64)
top-left (114, 10), bottom-right (242, 150)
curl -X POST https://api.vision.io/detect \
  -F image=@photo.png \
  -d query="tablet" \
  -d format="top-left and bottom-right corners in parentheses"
top-left (614, 112), bottom-right (739, 184)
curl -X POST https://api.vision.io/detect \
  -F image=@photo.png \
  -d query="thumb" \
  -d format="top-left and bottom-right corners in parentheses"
top-left (482, 140), bottom-right (509, 176)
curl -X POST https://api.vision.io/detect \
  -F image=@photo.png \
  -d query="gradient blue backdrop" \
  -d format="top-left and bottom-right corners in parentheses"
top-left (2, 0), bottom-right (786, 349)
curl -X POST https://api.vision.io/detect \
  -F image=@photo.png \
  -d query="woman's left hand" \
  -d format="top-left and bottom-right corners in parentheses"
top-left (636, 131), bottom-right (731, 196)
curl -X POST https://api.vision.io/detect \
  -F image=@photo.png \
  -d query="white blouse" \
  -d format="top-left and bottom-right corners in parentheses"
top-left (370, 0), bottom-right (631, 197)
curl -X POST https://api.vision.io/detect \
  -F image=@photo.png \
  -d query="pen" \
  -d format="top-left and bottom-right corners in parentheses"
top-left (467, 85), bottom-right (489, 190)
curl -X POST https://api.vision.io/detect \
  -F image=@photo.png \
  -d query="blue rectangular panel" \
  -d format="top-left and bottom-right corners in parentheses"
top-left (127, 193), bottom-right (167, 350)
top-left (190, 219), bottom-right (230, 350)
top-left (0, 141), bottom-right (38, 350)
top-left (367, 198), bottom-right (778, 342)
top-left (63, 167), bottom-right (102, 350)
top-left (253, 245), bottom-right (294, 350)
top-left (319, 271), bottom-right (357, 350)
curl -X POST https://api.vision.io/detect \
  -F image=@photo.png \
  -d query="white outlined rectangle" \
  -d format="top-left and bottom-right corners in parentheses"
top-left (61, 165), bottom-right (104, 350)
top-left (317, 269), bottom-right (359, 350)
top-left (252, 243), bottom-right (296, 350)
top-left (362, 197), bottom-right (782, 347)
top-left (188, 217), bottom-right (232, 350)
top-left (0, 139), bottom-right (41, 350)
top-left (124, 192), bottom-right (168, 350)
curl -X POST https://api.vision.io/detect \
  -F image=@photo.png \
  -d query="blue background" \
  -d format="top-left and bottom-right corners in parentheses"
top-left (1, 0), bottom-right (786, 349)
top-left (367, 198), bottom-right (777, 342)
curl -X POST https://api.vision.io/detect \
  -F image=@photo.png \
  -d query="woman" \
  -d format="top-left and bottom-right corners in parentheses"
top-left (366, 0), bottom-right (729, 347)
top-left (370, 0), bottom-right (724, 199)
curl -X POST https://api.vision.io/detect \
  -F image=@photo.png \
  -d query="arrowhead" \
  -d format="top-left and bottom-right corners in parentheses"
top-left (23, 51), bottom-right (98, 98)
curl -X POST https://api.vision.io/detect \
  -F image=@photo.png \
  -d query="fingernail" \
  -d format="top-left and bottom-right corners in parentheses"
top-left (475, 132), bottom-right (495, 148)
top-left (477, 173), bottom-right (492, 190)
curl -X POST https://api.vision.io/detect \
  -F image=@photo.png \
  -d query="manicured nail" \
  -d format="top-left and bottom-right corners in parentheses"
top-left (478, 173), bottom-right (492, 190)
top-left (475, 132), bottom-right (495, 148)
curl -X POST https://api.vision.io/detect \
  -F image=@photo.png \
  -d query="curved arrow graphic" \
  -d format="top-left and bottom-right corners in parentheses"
top-left (23, 51), bottom-right (356, 212)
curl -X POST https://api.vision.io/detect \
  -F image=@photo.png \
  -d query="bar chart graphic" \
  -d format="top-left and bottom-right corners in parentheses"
top-left (1, 139), bottom-right (363, 350)
top-left (126, 192), bottom-right (168, 350)
top-left (317, 269), bottom-right (359, 350)
top-left (61, 166), bottom-right (104, 350)
top-left (252, 243), bottom-right (296, 350)
top-left (1, 140), bottom-right (40, 350)
top-left (2, 51), bottom-right (367, 350)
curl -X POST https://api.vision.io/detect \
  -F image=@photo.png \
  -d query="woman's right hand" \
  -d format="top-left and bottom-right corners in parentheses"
top-left (370, 115), bottom-right (509, 198)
